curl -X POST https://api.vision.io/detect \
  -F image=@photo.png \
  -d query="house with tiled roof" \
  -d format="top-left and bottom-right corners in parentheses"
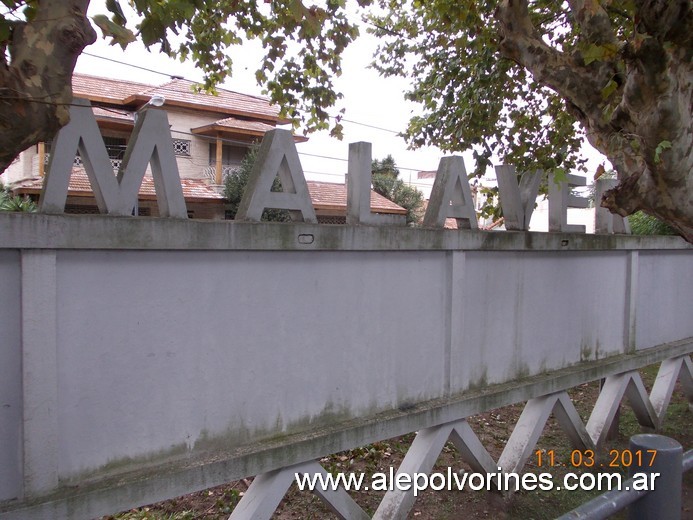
top-left (1, 73), bottom-right (298, 218)
top-left (3, 73), bottom-right (406, 221)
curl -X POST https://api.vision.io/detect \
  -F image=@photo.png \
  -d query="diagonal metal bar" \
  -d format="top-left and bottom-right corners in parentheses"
top-left (679, 356), bottom-right (693, 406)
top-left (649, 357), bottom-right (687, 425)
top-left (229, 461), bottom-right (312, 520)
top-left (587, 373), bottom-right (631, 447)
top-left (498, 393), bottom-right (560, 474)
top-left (552, 392), bottom-right (595, 451)
top-left (301, 461), bottom-right (370, 520)
top-left (624, 372), bottom-right (658, 429)
top-left (373, 422), bottom-right (455, 520)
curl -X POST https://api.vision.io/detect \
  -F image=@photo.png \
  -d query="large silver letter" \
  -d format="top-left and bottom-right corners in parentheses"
top-left (41, 98), bottom-right (187, 218)
top-left (495, 165), bottom-right (542, 231)
top-left (235, 129), bottom-right (316, 222)
top-left (548, 172), bottom-right (588, 233)
top-left (346, 142), bottom-right (406, 226)
top-left (423, 156), bottom-right (478, 229)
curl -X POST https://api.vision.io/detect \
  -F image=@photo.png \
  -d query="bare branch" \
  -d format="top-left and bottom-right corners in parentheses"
top-left (495, 0), bottom-right (611, 125)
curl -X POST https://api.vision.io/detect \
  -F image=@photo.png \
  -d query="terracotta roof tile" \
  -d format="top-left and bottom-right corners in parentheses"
top-left (72, 74), bottom-right (151, 103)
top-left (191, 117), bottom-right (277, 136)
top-left (15, 173), bottom-right (406, 215)
top-left (15, 169), bottom-right (224, 202)
top-left (306, 181), bottom-right (406, 214)
top-left (135, 79), bottom-right (279, 120)
top-left (71, 73), bottom-right (281, 123)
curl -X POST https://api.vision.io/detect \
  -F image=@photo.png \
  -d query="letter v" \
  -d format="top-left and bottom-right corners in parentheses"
top-left (495, 165), bottom-right (542, 231)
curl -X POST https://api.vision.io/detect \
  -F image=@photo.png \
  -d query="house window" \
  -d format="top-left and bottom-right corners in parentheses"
top-left (172, 138), bottom-right (191, 156)
top-left (44, 136), bottom-right (127, 171)
top-left (103, 136), bottom-right (127, 170)
top-left (209, 143), bottom-right (248, 168)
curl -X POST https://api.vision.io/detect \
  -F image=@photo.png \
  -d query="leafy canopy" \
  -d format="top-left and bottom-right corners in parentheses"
top-left (368, 1), bottom-right (589, 180)
top-left (89, 0), bottom-right (376, 138)
top-left (1, 1), bottom-right (689, 238)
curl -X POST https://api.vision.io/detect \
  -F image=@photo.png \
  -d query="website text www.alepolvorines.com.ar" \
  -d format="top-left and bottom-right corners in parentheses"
top-left (295, 467), bottom-right (660, 497)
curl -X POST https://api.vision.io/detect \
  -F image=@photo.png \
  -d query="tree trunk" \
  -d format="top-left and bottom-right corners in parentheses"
top-left (0, 0), bottom-right (96, 173)
top-left (497, 0), bottom-right (692, 242)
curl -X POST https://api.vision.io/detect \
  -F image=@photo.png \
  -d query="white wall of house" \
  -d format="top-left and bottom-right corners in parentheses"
top-left (0, 146), bottom-right (37, 186)
top-left (167, 108), bottom-right (254, 181)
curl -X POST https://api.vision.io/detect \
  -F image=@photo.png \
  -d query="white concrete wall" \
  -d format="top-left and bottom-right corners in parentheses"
top-left (0, 214), bottom-right (691, 515)
top-left (452, 251), bottom-right (628, 391)
top-left (636, 251), bottom-right (693, 349)
top-left (0, 251), bottom-right (22, 502)
top-left (52, 249), bottom-right (448, 481)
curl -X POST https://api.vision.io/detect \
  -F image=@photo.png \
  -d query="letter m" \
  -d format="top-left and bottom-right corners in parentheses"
top-left (40, 98), bottom-right (187, 218)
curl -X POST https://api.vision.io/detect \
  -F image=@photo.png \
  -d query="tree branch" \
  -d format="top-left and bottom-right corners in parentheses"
top-left (495, 0), bottom-right (614, 127)
top-left (0, 0), bottom-right (96, 170)
top-left (634, 0), bottom-right (692, 44)
top-left (567, 0), bottom-right (617, 45)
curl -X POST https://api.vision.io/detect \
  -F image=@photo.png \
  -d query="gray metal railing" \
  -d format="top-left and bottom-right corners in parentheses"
top-left (558, 434), bottom-right (692, 520)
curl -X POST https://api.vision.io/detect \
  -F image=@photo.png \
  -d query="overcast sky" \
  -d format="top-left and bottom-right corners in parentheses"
top-left (75, 1), bottom-right (606, 191)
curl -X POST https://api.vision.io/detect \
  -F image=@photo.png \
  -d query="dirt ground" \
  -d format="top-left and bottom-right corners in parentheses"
top-left (107, 369), bottom-right (693, 520)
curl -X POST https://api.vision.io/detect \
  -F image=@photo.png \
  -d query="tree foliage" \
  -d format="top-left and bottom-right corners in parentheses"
top-left (371, 154), bottom-right (400, 178)
top-left (0, 0), bottom-right (690, 241)
top-left (371, 155), bottom-right (423, 226)
top-left (628, 212), bottom-right (677, 236)
top-left (0, 0), bottom-right (369, 174)
top-left (223, 145), bottom-right (289, 222)
top-left (0, 183), bottom-right (36, 212)
top-left (369, 1), bottom-right (692, 241)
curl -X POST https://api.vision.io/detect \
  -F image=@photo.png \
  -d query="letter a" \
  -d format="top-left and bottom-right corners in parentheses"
top-left (235, 129), bottom-right (316, 222)
top-left (423, 156), bottom-right (478, 229)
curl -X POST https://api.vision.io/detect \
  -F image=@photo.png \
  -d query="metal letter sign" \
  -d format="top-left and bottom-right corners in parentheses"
top-left (40, 98), bottom-right (187, 218)
top-left (423, 156), bottom-right (478, 229)
top-left (235, 129), bottom-right (317, 223)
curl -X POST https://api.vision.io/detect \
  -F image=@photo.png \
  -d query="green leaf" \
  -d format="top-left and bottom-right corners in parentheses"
top-left (105, 0), bottom-right (127, 26)
top-left (22, 3), bottom-right (37, 22)
top-left (601, 79), bottom-right (618, 100)
top-left (582, 43), bottom-right (618, 65)
top-left (0, 18), bottom-right (11, 43)
top-left (552, 167), bottom-right (567, 185)
top-left (92, 14), bottom-right (136, 49)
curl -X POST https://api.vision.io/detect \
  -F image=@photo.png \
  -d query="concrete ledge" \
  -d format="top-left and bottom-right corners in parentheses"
top-left (1, 213), bottom-right (691, 252)
top-left (1, 339), bottom-right (690, 520)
